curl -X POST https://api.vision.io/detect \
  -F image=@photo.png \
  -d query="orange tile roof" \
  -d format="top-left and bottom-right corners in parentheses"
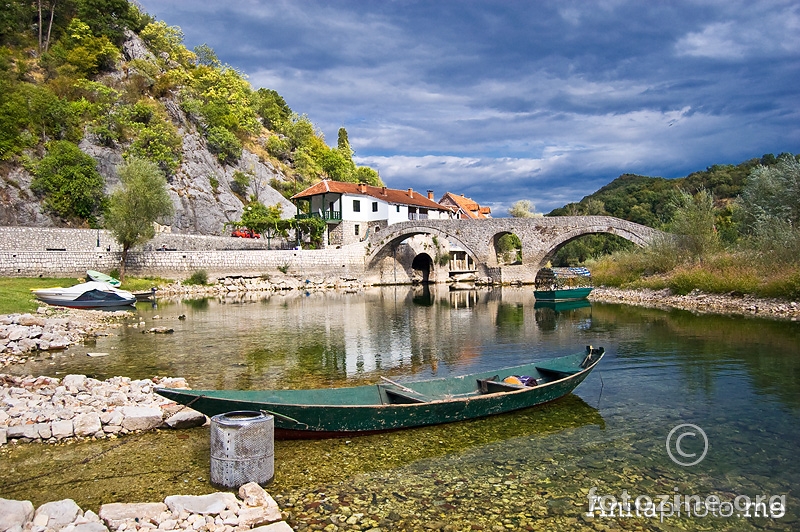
top-left (439, 192), bottom-right (492, 219)
top-left (292, 180), bottom-right (450, 211)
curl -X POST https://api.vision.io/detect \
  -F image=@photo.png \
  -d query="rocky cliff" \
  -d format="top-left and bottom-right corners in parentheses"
top-left (0, 31), bottom-right (296, 235)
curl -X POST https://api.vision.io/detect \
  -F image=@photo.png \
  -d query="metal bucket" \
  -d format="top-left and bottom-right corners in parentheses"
top-left (210, 410), bottom-right (274, 489)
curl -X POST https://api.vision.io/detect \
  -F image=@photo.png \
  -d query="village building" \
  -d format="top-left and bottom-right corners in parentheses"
top-left (291, 180), bottom-right (455, 247)
top-left (438, 192), bottom-right (492, 219)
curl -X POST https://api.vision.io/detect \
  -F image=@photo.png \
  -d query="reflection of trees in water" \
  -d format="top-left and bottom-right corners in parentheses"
top-left (535, 307), bottom-right (557, 331)
top-left (591, 303), bottom-right (800, 411)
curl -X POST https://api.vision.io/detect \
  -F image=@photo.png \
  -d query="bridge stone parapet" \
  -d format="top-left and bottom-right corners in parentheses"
top-left (365, 216), bottom-right (663, 283)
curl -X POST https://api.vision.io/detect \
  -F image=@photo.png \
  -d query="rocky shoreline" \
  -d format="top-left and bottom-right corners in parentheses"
top-left (0, 482), bottom-right (292, 532)
top-left (0, 373), bottom-right (206, 446)
top-left (589, 286), bottom-right (800, 320)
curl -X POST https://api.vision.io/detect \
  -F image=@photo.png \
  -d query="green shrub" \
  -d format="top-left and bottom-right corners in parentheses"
top-left (185, 269), bottom-right (208, 285)
top-left (230, 170), bottom-right (251, 195)
top-left (126, 121), bottom-right (182, 175)
top-left (31, 140), bottom-right (105, 224)
top-left (207, 126), bottom-right (242, 164)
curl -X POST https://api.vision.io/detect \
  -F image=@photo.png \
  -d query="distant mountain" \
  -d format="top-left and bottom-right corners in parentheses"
top-left (548, 155), bottom-right (787, 229)
top-left (543, 153), bottom-right (799, 265)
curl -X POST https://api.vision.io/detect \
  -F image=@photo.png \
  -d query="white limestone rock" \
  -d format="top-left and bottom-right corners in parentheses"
top-left (33, 499), bottom-right (82, 530)
top-left (73, 413), bottom-right (102, 437)
top-left (164, 410), bottom-right (206, 429)
top-left (98, 503), bottom-right (167, 529)
top-left (0, 498), bottom-right (34, 532)
top-left (164, 493), bottom-right (238, 516)
top-left (51, 419), bottom-right (74, 439)
top-left (119, 406), bottom-right (163, 431)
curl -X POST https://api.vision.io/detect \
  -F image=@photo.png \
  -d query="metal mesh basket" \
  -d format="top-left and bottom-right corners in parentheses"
top-left (210, 411), bottom-right (274, 488)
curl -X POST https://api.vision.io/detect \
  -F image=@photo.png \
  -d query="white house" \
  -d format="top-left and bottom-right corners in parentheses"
top-left (292, 180), bottom-right (454, 246)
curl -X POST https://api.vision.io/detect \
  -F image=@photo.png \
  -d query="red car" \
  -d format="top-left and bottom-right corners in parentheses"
top-left (231, 228), bottom-right (261, 238)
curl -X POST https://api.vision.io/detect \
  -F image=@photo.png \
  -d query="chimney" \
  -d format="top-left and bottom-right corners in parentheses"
top-left (381, 186), bottom-right (387, 195)
top-left (359, 183), bottom-right (366, 193)
top-left (407, 188), bottom-right (413, 198)
top-left (427, 190), bottom-right (434, 200)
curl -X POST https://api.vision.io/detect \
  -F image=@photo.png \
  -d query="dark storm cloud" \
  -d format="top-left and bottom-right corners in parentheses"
top-left (136, 0), bottom-right (800, 214)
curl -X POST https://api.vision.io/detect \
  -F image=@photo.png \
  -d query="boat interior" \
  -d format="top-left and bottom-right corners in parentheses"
top-left (376, 347), bottom-right (604, 405)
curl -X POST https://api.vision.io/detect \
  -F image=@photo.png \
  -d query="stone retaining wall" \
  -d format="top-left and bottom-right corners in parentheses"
top-left (0, 226), bottom-right (369, 279)
top-left (0, 226), bottom-right (288, 253)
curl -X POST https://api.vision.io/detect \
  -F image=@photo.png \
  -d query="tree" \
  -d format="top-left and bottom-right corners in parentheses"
top-left (105, 157), bottom-right (174, 281)
top-left (734, 157), bottom-right (800, 263)
top-left (253, 88), bottom-right (291, 131)
top-left (735, 156), bottom-right (800, 234)
top-left (337, 127), bottom-right (352, 158)
top-left (32, 140), bottom-right (106, 224)
top-left (508, 200), bottom-right (537, 218)
top-left (496, 233), bottom-right (522, 264)
top-left (667, 188), bottom-right (720, 259)
top-left (240, 201), bottom-right (284, 248)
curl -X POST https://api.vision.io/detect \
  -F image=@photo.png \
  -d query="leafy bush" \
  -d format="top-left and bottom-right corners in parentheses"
top-left (185, 270), bottom-right (209, 285)
top-left (125, 121), bottom-right (182, 175)
top-left (45, 19), bottom-right (120, 77)
top-left (266, 135), bottom-right (291, 160)
top-left (207, 126), bottom-right (242, 164)
top-left (32, 140), bottom-right (105, 224)
top-left (230, 170), bottom-right (251, 196)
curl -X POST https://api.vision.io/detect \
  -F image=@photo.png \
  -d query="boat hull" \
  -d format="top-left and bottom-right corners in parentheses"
top-left (156, 351), bottom-right (604, 439)
top-left (32, 281), bottom-right (136, 308)
top-left (533, 287), bottom-right (593, 301)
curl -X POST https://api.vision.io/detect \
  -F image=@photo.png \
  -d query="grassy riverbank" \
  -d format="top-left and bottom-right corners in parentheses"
top-left (588, 249), bottom-right (800, 300)
top-left (0, 276), bottom-right (170, 314)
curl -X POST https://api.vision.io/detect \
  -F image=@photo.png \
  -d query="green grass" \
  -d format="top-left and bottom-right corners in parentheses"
top-left (590, 249), bottom-right (800, 300)
top-left (0, 277), bottom-right (81, 314)
top-left (0, 276), bottom-right (173, 314)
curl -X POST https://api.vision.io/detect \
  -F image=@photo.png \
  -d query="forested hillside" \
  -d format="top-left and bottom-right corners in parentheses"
top-left (0, 0), bottom-right (380, 233)
top-left (547, 154), bottom-right (798, 265)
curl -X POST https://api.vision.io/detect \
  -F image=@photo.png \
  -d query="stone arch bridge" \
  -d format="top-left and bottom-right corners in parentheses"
top-left (364, 216), bottom-right (663, 284)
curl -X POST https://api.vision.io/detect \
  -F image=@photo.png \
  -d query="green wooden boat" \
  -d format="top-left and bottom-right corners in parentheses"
top-left (155, 347), bottom-right (604, 439)
top-left (86, 270), bottom-right (121, 287)
top-left (533, 287), bottom-right (594, 301)
top-left (534, 267), bottom-right (593, 301)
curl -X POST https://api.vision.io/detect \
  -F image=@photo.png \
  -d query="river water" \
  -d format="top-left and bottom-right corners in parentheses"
top-left (2, 286), bottom-right (799, 531)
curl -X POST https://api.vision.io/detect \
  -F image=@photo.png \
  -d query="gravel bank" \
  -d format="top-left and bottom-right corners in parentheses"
top-left (590, 286), bottom-right (800, 320)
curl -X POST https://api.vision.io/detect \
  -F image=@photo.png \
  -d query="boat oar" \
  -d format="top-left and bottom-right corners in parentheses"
top-left (380, 376), bottom-right (421, 394)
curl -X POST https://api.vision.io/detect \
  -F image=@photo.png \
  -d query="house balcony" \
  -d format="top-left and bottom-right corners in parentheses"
top-left (408, 213), bottom-right (429, 220)
top-left (295, 211), bottom-right (342, 222)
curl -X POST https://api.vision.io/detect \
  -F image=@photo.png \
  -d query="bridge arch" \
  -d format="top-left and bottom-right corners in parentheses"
top-left (533, 222), bottom-right (660, 268)
top-left (364, 217), bottom-right (662, 283)
top-left (366, 225), bottom-right (481, 270)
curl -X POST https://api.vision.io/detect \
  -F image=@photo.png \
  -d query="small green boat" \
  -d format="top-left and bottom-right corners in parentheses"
top-left (86, 270), bottom-right (121, 287)
top-left (156, 348), bottom-right (604, 439)
top-left (533, 287), bottom-right (594, 301)
top-left (534, 267), bottom-right (593, 301)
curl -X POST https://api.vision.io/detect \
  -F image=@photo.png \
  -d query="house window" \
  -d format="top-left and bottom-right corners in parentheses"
top-left (372, 201), bottom-right (378, 212)
top-left (353, 200), bottom-right (360, 212)
top-left (354, 224), bottom-right (360, 235)
top-left (396, 205), bottom-right (400, 213)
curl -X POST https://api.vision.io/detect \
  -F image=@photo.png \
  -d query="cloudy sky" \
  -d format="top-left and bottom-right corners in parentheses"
top-left (136, 0), bottom-right (799, 215)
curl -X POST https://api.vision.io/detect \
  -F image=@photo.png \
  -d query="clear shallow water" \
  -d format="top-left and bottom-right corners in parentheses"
top-left (3, 286), bottom-right (799, 530)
